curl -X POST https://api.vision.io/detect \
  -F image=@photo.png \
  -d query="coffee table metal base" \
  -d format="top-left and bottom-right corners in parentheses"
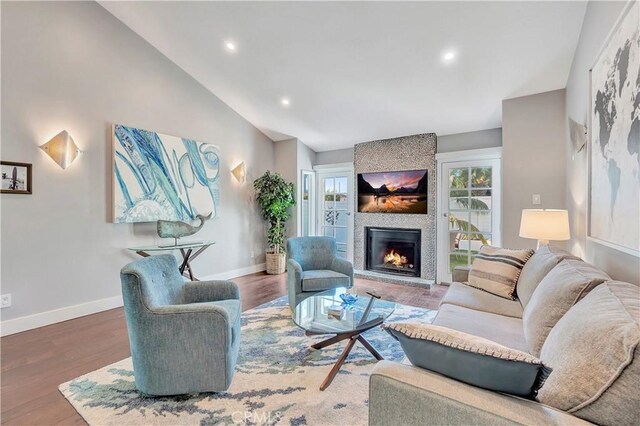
top-left (307, 319), bottom-right (384, 391)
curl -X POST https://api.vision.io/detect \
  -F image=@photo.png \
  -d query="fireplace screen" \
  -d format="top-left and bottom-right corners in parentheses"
top-left (366, 227), bottom-right (421, 277)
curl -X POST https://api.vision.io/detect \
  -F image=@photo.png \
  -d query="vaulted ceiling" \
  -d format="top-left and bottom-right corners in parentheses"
top-left (100, 1), bottom-right (587, 151)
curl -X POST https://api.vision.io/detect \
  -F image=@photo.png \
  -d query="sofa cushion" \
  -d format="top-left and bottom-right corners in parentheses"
top-left (301, 270), bottom-right (349, 292)
top-left (433, 304), bottom-right (528, 352)
top-left (383, 322), bottom-right (551, 398)
top-left (467, 246), bottom-right (535, 300)
top-left (440, 282), bottom-right (523, 318)
top-left (538, 282), bottom-right (640, 426)
top-left (516, 245), bottom-right (579, 308)
top-left (523, 259), bottom-right (609, 356)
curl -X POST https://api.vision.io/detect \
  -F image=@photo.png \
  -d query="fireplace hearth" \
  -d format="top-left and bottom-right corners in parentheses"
top-left (366, 227), bottom-right (421, 277)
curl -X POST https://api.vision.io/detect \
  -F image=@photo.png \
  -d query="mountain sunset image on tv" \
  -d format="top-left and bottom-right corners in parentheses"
top-left (357, 169), bottom-right (428, 214)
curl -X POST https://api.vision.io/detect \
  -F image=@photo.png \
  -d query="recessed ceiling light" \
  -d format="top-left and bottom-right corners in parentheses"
top-left (225, 41), bottom-right (237, 52)
top-left (281, 98), bottom-right (290, 107)
top-left (443, 50), bottom-right (457, 62)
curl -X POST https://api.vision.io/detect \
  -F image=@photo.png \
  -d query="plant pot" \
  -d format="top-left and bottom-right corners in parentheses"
top-left (266, 252), bottom-right (286, 274)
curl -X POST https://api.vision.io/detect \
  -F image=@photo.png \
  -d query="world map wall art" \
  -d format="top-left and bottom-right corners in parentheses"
top-left (112, 124), bottom-right (220, 223)
top-left (589, 0), bottom-right (639, 256)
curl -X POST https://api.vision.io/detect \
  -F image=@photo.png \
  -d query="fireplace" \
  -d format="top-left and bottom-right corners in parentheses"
top-left (366, 227), bottom-right (421, 277)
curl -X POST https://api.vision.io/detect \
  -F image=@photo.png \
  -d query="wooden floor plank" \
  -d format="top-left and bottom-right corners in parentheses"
top-left (1, 272), bottom-right (445, 425)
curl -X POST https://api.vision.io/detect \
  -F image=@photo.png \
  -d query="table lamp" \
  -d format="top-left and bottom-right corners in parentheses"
top-left (519, 209), bottom-right (570, 249)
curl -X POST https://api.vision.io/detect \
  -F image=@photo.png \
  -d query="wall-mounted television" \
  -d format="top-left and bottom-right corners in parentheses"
top-left (357, 169), bottom-right (428, 214)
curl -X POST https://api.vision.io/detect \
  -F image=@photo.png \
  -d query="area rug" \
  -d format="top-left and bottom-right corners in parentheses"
top-left (59, 296), bottom-right (436, 425)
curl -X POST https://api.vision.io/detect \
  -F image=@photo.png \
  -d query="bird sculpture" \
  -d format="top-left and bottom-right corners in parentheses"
top-left (157, 212), bottom-right (212, 246)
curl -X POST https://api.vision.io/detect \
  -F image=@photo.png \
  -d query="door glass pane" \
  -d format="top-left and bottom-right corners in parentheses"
top-left (335, 192), bottom-right (348, 210)
top-left (324, 178), bottom-right (335, 193)
top-left (335, 210), bottom-right (347, 227)
top-left (471, 189), bottom-right (492, 209)
top-left (324, 178), bottom-right (335, 209)
top-left (323, 210), bottom-right (338, 226)
top-left (449, 230), bottom-right (469, 273)
top-left (336, 177), bottom-right (348, 194)
top-left (449, 212), bottom-right (469, 231)
top-left (335, 227), bottom-right (347, 244)
top-left (324, 194), bottom-right (335, 209)
top-left (449, 189), bottom-right (468, 210)
top-left (449, 168), bottom-right (469, 189)
top-left (471, 167), bottom-right (492, 188)
top-left (470, 211), bottom-right (492, 232)
top-left (324, 226), bottom-right (334, 237)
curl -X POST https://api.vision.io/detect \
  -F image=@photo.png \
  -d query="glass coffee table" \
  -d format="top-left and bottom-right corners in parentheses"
top-left (292, 287), bottom-right (396, 390)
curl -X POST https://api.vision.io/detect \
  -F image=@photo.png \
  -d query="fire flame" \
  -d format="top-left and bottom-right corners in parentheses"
top-left (384, 249), bottom-right (408, 267)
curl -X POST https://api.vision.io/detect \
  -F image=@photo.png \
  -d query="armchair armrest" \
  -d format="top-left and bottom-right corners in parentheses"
top-left (370, 361), bottom-right (590, 426)
top-left (183, 280), bottom-right (240, 304)
top-left (330, 257), bottom-right (354, 286)
top-left (287, 258), bottom-right (303, 292)
top-left (143, 302), bottom-right (236, 352)
top-left (452, 265), bottom-right (470, 283)
top-left (152, 302), bottom-right (233, 319)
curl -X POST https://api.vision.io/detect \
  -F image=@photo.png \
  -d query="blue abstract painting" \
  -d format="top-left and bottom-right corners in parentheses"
top-left (112, 124), bottom-right (220, 223)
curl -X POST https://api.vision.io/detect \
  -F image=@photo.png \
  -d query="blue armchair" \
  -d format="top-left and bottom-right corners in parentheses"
top-left (120, 254), bottom-right (241, 396)
top-left (287, 236), bottom-right (354, 309)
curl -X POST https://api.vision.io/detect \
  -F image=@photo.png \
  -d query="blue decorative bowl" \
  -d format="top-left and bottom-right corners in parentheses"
top-left (339, 293), bottom-right (358, 306)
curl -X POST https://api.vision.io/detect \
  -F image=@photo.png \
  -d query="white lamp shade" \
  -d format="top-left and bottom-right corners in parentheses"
top-left (519, 209), bottom-right (570, 241)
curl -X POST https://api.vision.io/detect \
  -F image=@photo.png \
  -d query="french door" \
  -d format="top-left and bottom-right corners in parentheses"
top-left (315, 165), bottom-right (354, 260)
top-left (437, 155), bottom-right (501, 283)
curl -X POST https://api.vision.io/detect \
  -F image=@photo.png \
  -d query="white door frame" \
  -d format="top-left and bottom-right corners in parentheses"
top-left (313, 163), bottom-right (355, 262)
top-left (299, 170), bottom-right (316, 237)
top-left (436, 148), bottom-right (502, 283)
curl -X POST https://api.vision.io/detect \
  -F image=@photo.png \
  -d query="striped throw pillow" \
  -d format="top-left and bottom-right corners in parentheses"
top-left (467, 245), bottom-right (534, 300)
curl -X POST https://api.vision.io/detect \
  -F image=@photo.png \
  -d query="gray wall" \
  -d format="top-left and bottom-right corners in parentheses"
top-left (0, 1), bottom-right (275, 323)
top-left (437, 128), bottom-right (502, 153)
top-left (502, 89), bottom-right (567, 249)
top-left (565, 1), bottom-right (638, 285)
top-left (354, 134), bottom-right (437, 280)
top-left (274, 138), bottom-right (298, 238)
top-left (274, 138), bottom-right (317, 238)
top-left (315, 148), bottom-right (354, 165)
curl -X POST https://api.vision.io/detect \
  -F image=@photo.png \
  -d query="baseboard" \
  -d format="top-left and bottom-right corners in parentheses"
top-left (0, 295), bottom-right (124, 337)
top-left (197, 263), bottom-right (266, 281)
top-left (0, 263), bottom-right (266, 337)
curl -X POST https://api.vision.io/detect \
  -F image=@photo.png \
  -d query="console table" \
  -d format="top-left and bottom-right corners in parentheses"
top-left (128, 240), bottom-right (215, 281)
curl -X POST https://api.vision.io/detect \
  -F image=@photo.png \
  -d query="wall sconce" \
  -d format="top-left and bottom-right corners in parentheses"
top-left (231, 161), bottom-right (246, 183)
top-left (40, 130), bottom-right (81, 169)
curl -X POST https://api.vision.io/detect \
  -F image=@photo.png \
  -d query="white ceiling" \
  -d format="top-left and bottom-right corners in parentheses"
top-left (100, 1), bottom-right (587, 152)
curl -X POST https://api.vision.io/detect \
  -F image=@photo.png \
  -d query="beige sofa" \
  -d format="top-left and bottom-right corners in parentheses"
top-left (369, 246), bottom-right (640, 426)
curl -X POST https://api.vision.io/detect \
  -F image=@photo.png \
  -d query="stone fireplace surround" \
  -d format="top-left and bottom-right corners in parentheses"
top-left (353, 133), bottom-right (437, 285)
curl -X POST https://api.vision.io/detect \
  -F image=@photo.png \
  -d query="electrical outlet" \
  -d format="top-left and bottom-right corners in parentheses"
top-left (251, 250), bottom-right (256, 259)
top-left (1, 294), bottom-right (11, 308)
top-left (532, 194), bottom-right (541, 205)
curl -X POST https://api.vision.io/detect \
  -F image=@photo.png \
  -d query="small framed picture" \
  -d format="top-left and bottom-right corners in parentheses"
top-left (1, 161), bottom-right (32, 194)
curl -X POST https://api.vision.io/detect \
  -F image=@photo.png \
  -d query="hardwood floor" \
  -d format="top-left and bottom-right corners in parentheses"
top-left (1, 273), bottom-right (446, 425)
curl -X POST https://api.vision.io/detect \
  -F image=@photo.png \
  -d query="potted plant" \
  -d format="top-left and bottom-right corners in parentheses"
top-left (254, 171), bottom-right (296, 274)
